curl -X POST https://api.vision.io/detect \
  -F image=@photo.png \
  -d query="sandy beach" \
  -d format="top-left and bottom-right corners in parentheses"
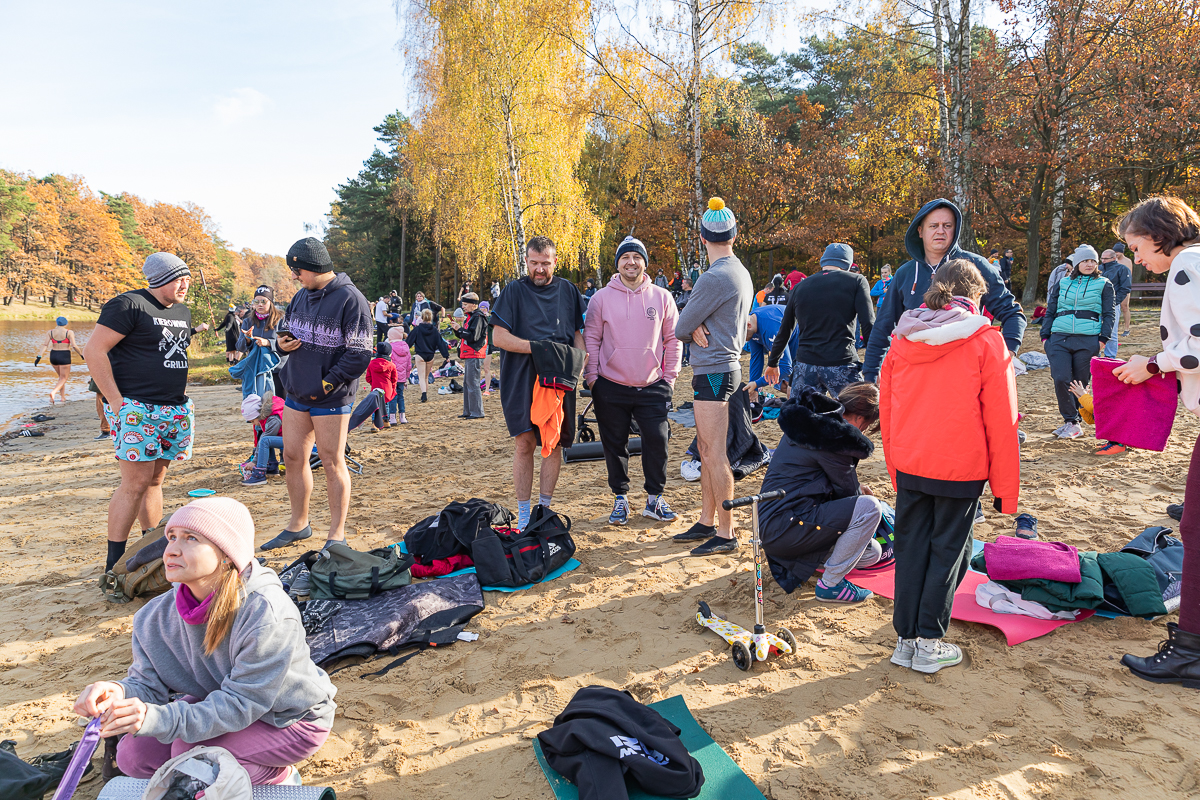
top-left (3, 318), bottom-right (1200, 800)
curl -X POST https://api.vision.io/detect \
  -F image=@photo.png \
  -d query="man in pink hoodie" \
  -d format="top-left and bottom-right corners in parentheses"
top-left (584, 236), bottom-right (683, 525)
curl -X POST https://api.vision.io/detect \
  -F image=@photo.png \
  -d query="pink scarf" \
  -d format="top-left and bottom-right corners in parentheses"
top-left (175, 583), bottom-right (215, 625)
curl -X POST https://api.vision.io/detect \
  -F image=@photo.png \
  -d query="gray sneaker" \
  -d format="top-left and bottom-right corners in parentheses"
top-left (912, 638), bottom-right (963, 673)
top-left (890, 637), bottom-right (916, 668)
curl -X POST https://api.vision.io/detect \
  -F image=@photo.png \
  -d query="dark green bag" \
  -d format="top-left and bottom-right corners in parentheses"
top-left (308, 542), bottom-right (414, 600)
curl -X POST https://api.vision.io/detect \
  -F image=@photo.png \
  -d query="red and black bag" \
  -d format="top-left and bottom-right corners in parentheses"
top-left (471, 505), bottom-right (576, 588)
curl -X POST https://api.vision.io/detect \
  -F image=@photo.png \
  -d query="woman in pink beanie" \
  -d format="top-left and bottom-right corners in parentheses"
top-left (72, 497), bottom-right (337, 785)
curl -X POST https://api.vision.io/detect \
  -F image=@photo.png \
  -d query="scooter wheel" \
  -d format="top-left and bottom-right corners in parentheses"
top-left (731, 641), bottom-right (752, 671)
top-left (778, 628), bottom-right (798, 655)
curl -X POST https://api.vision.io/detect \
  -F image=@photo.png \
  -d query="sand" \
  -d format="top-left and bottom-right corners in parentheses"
top-left (3, 319), bottom-right (1200, 800)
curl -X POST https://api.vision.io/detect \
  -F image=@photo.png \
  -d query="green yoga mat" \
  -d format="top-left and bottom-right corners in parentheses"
top-left (533, 694), bottom-right (766, 800)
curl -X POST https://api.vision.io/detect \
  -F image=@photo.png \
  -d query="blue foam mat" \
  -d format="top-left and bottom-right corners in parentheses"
top-left (444, 558), bottom-right (581, 592)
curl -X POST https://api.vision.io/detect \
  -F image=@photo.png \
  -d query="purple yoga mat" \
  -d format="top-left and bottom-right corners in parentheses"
top-left (51, 717), bottom-right (102, 800)
top-left (1090, 357), bottom-right (1178, 451)
top-left (983, 535), bottom-right (1082, 583)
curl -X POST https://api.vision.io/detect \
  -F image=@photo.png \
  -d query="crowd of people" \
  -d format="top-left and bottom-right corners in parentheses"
top-left (45, 191), bottom-right (1200, 785)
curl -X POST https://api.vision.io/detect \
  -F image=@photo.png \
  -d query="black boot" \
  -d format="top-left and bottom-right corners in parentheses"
top-left (1122, 623), bottom-right (1200, 688)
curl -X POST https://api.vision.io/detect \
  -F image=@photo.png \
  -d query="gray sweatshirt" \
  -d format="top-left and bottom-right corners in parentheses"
top-left (120, 561), bottom-right (337, 744)
top-left (674, 254), bottom-right (754, 375)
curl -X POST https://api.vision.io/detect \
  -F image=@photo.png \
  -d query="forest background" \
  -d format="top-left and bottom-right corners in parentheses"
top-left (4, 0), bottom-right (1200, 319)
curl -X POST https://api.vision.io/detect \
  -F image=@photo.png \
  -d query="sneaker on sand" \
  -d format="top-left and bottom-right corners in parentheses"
top-left (1014, 512), bottom-right (1039, 539)
top-left (643, 496), bottom-right (678, 522)
top-left (1057, 422), bottom-right (1083, 439)
top-left (95, 432), bottom-right (111, 440)
top-left (912, 638), bottom-right (963, 673)
top-left (1051, 423), bottom-right (1069, 438)
top-left (974, 504), bottom-right (986, 524)
top-left (609, 496), bottom-right (629, 526)
top-left (814, 578), bottom-right (874, 604)
top-left (690, 535), bottom-right (738, 556)
top-left (1095, 441), bottom-right (1127, 455)
top-left (673, 521), bottom-right (715, 541)
top-left (891, 637), bottom-right (916, 668)
top-left (241, 468), bottom-right (268, 487)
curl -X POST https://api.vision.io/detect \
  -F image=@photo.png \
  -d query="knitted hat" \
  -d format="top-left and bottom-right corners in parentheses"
top-left (376, 341), bottom-right (393, 358)
top-left (1069, 244), bottom-right (1099, 266)
top-left (240, 394), bottom-right (262, 422)
top-left (143, 252), bottom-right (191, 288)
top-left (820, 243), bottom-right (854, 270)
top-left (615, 236), bottom-right (649, 268)
top-left (387, 326), bottom-right (405, 341)
top-left (700, 198), bottom-right (737, 243)
top-left (166, 497), bottom-right (255, 571)
top-left (453, 307), bottom-right (465, 318)
top-left (479, 300), bottom-right (490, 312)
top-left (55, 316), bottom-right (68, 326)
top-left (1113, 242), bottom-right (1127, 253)
top-left (254, 285), bottom-right (274, 302)
top-left (286, 238), bottom-right (333, 273)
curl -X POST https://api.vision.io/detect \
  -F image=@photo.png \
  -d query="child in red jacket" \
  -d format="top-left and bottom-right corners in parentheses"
top-left (879, 259), bottom-right (1019, 674)
top-left (365, 342), bottom-right (399, 430)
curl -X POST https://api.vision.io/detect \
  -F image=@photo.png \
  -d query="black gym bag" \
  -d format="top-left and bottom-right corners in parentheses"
top-left (471, 505), bottom-right (576, 588)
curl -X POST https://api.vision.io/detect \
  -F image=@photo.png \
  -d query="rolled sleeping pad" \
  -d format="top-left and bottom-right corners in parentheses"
top-left (563, 437), bottom-right (642, 463)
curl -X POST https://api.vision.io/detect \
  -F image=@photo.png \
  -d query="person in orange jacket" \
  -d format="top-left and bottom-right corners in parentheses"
top-left (879, 258), bottom-right (1020, 674)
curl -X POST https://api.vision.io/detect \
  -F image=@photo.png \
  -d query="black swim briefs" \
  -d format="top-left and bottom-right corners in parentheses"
top-left (692, 371), bottom-right (736, 402)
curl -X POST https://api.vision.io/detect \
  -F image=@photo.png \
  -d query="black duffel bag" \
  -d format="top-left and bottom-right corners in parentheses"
top-left (472, 505), bottom-right (576, 588)
top-left (404, 498), bottom-right (515, 565)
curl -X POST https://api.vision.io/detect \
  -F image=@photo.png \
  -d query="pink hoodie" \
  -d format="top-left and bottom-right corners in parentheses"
top-left (386, 332), bottom-right (413, 379)
top-left (584, 273), bottom-right (682, 387)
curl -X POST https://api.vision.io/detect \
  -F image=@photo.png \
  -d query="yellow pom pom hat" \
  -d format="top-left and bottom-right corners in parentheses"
top-left (701, 197), bottom-right (737, 242)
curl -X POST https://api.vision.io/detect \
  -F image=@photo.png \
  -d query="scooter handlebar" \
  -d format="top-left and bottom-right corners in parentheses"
top-left (722, 489), bottom-right (785, 511)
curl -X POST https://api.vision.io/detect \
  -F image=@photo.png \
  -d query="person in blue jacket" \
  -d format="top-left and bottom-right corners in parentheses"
top-left (745, 304), bottom-right (798, 393)
top-left (863, 199), bottom-right (1027, 382)
top-left (870, 265), bottom-right (892, 308)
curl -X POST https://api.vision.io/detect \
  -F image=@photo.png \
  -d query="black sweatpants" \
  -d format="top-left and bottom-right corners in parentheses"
top-left (892, 488), bottom-right (978, 640)
top-left (592, 376), bottom-right (671, 496)
top-left (1046, 332), bottom-right (1100, 423)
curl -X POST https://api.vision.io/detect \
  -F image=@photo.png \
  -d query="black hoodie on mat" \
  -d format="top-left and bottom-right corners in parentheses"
top-left (537, 686), bottom-right (704, 800)
top-left (280, 273), bottom-right (373, 409)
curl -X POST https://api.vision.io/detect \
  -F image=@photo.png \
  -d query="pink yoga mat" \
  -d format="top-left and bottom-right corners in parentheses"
top-left (846, 563), bottom-right (1093, 646)
top-left (1090, 357), bottom-right (1178, 451)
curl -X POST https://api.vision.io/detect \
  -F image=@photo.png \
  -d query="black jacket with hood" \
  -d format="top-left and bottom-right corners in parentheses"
top-left (408, 321), bottom-right (451, 362)
top-left (863, 199), bottom-right (1027, 381)
top-left (537, 686), bottom-right (704, 800)
top-left (759, 388), bottom-right (874, 591)
top-left (279, 273), bottom-right (373, 409)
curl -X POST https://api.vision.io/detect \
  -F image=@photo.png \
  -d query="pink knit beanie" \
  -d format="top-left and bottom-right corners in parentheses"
top-left (166, 497), bottom-right (255, 571)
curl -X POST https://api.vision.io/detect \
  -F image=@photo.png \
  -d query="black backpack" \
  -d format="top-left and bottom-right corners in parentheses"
top-left (404, 499), bottom-right (514, 565)
top-left (471, 505), bottom-right (576, 588)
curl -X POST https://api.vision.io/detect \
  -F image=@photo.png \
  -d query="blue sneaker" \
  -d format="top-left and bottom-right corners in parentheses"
top-left (608, 495), bottom-right (629, 526)
top-left (642, 496), bottom-right (677, 522)
top-left (814, 578), bottom-right (874, 604)
top-left (241, 467), bottom-right (268, 487)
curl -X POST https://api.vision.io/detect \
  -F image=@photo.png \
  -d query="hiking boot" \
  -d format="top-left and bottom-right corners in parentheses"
top-left (891, 637), bottom-right (916, 668)
top-left (608, 495), bottom-right (629, 526)
top-left (1014, 512), bottom-right (1039, 540)
top-left (814, 578), bottom-right (874, 604)
top-left (1095, 441), bottom-right (1127, 455)
top-left (673, 521), bottom-right (716, 541)
top-left (241, 467), bottom-right (268, 487)
top-left (912, 638), bottom-right (963, 673)
top-left (1121, 623), bottom-right (1200, 689)
top-left (643, 496), bottom-right (678, 522)
top-left (690, 535), bottom-right (738, 556)
top-left (389, 413), bottom-right (398, 424)
top-left (1168, 503), bottom-right (1184, 522)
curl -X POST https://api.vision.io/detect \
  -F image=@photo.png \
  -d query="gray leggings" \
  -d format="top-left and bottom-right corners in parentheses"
top-left (821, 495), bottom-right (884, 585)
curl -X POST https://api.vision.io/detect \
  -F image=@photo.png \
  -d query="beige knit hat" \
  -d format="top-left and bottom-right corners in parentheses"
top-left (166, 497), bottom-right (255, 571)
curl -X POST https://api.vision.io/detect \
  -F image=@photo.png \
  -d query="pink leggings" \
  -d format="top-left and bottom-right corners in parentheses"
top-left (116, 699), bottom-right (330, 785)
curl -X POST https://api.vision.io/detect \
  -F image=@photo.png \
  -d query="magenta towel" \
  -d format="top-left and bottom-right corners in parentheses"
top-left (983, 535), bottom-right (1081, 583)
top-left (1091, 357), bottom-right (1178, 451)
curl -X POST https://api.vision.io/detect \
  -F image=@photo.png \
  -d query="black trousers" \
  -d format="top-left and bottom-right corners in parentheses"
top-left (1046, 332), bottom-right (1100, 423)
top-left (376, 321), bottom-right (389, 344)
top-left (892, 487), bottom-right (978, 640)
top-left (592, 377), bottom-right (671, 496)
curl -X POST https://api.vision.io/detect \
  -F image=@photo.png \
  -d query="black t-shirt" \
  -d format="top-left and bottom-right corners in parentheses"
top-left (97, 289), bottom-right (193, 405)
top-left (771, 269), bottom-right (874, 368)
top-left (764, 288), bottom-right (789, 305)
top-left (490, 276), bottom-right (586, 436)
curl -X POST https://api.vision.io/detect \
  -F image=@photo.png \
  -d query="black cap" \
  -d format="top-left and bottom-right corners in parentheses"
top-left (254, 285), bottom-right (274, 302)
top-left (287, 238), bottom-right (333, 273)
top-left (1114, 243), bottom-right (1126, 253)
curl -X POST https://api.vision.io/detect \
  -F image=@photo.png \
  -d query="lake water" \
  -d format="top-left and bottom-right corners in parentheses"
top-left (0, 318), bottom-right (96, 426)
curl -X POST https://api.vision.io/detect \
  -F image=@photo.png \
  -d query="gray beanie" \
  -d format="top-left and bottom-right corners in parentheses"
top-left (1069, 244), bottom-right (1099, 266)
top-left (615, 236), bottom-right (649, 268)
top-left (143, 252), bottom-right (191, 288)
top-left (820, 243), bottom-right (854, 270)
top-left (287, 237), bottom-right (333, 273)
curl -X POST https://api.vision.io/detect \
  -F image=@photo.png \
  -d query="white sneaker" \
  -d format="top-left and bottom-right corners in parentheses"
top-left (1052, 423), bottom-right (1069, 437)
top-left (680, 460), bottom-right (702, 482)
top-left (891, 637), bottom-right (916, 668)
top-left (1060, 422), bottom-right (1083, 439)
top-left (911, 638), bottom-right (963, 673)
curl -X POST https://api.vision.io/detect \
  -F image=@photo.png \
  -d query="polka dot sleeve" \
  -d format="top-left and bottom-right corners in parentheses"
top-left (1159, 246), bottom-right (1200, 375)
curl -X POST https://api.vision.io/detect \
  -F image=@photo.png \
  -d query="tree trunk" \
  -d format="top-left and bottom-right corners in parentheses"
top-left (1048, 169), bottom-right (1067, 269)
top-left (688, 0), bottom-right (703, 268)
top-left (435, 239), bottom-right (442, 305)
top-left (503, 102), bottom-right (528, 276)
top-left (933, 0), bottom-right (950, 170)
top-left (399, 211), bottom-right (408, 302)
top-left (939, 0), bottom-right (977, 252)
top-left (1021, 165), bottom-right (1048, 307)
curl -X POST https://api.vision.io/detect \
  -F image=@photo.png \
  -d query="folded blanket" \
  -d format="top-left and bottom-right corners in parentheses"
top-left (983, 535), bottom-right (1081, 583)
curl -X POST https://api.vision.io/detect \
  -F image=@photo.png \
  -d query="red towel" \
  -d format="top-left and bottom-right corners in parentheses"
top-left (983, 535), bottom-right (1081, 583)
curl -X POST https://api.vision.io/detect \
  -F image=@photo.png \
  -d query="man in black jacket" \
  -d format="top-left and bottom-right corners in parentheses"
top-left (452, 292), bottom-right (487, 419)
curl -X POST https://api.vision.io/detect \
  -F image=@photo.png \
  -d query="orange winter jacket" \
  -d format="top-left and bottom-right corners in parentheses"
top-left (879, 307), bottom-right (1020, 513)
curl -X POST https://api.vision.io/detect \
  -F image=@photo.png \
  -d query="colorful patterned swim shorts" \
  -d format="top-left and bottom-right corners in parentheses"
top-left (103, 399), bottom-right (195, 462)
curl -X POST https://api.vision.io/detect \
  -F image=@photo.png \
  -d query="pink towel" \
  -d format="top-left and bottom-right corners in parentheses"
top-left (1090, 357), bottom-right (1178, 451)
top-left (983, 535), bottom-right (1081, 583)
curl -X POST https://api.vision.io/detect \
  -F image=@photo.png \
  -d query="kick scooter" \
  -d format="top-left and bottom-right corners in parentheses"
top-left (696, 489), bottom-right (798, 670)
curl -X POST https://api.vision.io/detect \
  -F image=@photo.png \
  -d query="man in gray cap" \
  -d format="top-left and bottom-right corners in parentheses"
top-left (765, 243), bottom-right (875, 398)
top-left (86, 252), bottom-right (209, 578)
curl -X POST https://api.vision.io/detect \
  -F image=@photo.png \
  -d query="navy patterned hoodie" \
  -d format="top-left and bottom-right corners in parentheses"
top-left (280, 273), bottom-right (372, 409)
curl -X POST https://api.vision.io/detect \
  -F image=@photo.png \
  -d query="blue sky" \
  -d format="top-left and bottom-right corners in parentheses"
top-left (1, 1), bottom-right (412, 254)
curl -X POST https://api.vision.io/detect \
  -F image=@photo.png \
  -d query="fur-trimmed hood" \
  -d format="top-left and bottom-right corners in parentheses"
top-left (778, 387), bottom-right (873, 459)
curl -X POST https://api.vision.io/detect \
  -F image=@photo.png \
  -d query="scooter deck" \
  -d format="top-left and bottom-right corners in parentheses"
top-left (696, 606), bottom-right (793, 656)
